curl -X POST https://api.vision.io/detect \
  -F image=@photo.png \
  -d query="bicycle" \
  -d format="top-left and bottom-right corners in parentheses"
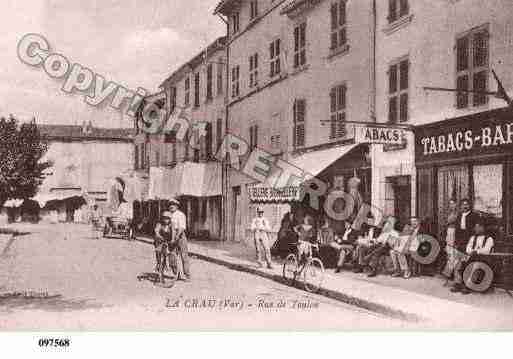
top-left (282, 240), bottom-right (325, 293)
top-left (139, 239), bottom-right (176, 288)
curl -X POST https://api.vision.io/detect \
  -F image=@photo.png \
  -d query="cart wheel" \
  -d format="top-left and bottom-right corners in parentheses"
top-left (283, 254), bottom-right (298, 284)
top-left (303, 257), bottom-right (324, 293)
top-left (463, 261), bottom-right (494, 293)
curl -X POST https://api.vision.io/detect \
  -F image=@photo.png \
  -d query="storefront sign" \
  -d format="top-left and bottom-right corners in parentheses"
top-left (248, 185), bottom-right (301, 202)
top-left (355, 124), bottom-right (405, 145)
top-left (415, 108), bottom-right (513, 164)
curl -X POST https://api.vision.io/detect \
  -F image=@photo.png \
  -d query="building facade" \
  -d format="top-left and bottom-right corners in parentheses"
top-left (136, 37), bottom-right (227, 240)
top-left (373, 0), bottom-right (513, 243)
top-left (216, 0), bottom-right (377, 241)
top-left (28, 122), bottom-right (134, 223)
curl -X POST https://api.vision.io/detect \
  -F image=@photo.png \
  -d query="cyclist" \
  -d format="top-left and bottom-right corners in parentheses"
top-left (154, 211), bottom-right (176, 276)
top-left (293, 215), bottom-right (317, 262)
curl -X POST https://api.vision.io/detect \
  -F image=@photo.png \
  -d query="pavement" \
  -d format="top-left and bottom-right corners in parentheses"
top-left (184, 237), bottom-right (513, 329)
top-left (0, 222), bottom-right (408, 330)
top-left (1, 222), bottom-right (513, 329)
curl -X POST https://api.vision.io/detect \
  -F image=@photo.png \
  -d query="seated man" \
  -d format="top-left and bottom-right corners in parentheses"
top-left (330, 220), bottom-right (359, 273)
top-left (354, 217), bottom-right (399, 278)
top-left (450, 219), bottom-right (494, 294)
top-left (390, 217), bottom-right (419, 279)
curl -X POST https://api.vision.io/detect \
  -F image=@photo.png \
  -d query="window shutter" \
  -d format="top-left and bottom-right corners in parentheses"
top-left (134, 145), bottom-right (139, 169)
top-left (389, 64), bottom-right (398, 94)
top-left (339, 0), bottom-right (346, 26)
top-left (399, 60), bottom-right (409, 90)
top-left (331, 3), bottom-right (338, 30)
top-left (388, 0), bottom-right (397, 23)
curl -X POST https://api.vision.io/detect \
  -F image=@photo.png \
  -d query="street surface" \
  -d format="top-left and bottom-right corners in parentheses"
top-left (0, 223), bottom-right (412, 330)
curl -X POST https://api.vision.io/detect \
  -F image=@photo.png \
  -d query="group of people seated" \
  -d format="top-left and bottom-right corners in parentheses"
top-left (272, 197), bottom-right (497, 294)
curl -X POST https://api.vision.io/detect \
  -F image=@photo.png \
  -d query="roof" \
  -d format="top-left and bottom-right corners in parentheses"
top-left (280, 0), bottom-right (321, 15)
top-left (159, 36), bottom-right (227, 88)
top-left (213, 0), bottom-right (239, 16)
top-left (38, 124), bottom-right (135, 142)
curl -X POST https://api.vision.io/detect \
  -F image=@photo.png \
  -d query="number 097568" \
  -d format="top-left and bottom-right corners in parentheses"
top-left (38, 338), bottom-right (70, 347)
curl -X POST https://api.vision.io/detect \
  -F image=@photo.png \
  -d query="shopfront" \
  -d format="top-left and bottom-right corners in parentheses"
top-left (415, 107), bottom-right (513, 249)
top-left (246, 143), bottom-right (371, 237)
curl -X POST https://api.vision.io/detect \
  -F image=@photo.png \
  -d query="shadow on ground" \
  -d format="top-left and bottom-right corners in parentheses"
top-left (0, 292), bottom-right (108, 313)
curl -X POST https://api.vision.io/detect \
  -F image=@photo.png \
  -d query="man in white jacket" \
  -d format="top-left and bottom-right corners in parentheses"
top-left (251, 207), bottom-right (273, 269)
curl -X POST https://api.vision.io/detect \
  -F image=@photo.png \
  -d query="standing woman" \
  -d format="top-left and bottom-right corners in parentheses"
top-left (271, 212), bottom-right (298, 258)
top-left (442, 199), bottom-right (459, 278)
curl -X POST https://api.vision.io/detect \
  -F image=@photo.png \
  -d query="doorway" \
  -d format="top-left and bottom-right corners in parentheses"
top-left (385, 175), bottom-right (412, 228)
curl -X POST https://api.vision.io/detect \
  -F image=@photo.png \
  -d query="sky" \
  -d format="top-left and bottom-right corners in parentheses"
top-left (0, 0), bottom-right (224, 128)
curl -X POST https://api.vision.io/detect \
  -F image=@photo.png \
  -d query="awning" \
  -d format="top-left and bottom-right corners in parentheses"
top-left (148, 162), bottom-right (222, 200)
top-left (249, 143), bottom-right (361, 202)
top-left (32, 188), bottom-right (84, 208)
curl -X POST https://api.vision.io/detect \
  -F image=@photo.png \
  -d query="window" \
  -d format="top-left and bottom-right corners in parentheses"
top-left (232, 12), bottom-right (240, 34)
top-left (193, 148), bottom-right (200, 163)
top-left (330, 1), bottom-right (347, 50)
top-left (134, 144), bottom-right (139, 169)
top-left (165, 131), bottom-right (177, 164)
top-left (270, 134), bottom-right (281, 150)
top-left (270, 39), bottom-right (281, 78)
top-left (172, 142), bottom-right (177, 164)
top-left (206, 64), bottom-right (213, 101)
top-left (216, 118), bottom-right (223, 151)
top-left (249, 124), bottom-right (258, 150)
top-left (217, 60), bottom-right (224, 95)
top-left (250, 0), bottom-right (258, 20)
top-left (194, 72), bottom-right (200, 107)
top-left (388, 58), bottom-right (409, 123)
top-left (329, 85), bottom-right (346, 139)
top-left (170, 86), bottom-right (177, 113)
top-left (388, 0), bottom-right (409, 23)
top-left (184, 77), bottom-right (190, 106)
top-left (293, 99), bottom-right (306, 148)
top-left (456, 26), bottom-right (489, 108)
top-left (249, 53), bottom-right (259, 88)
top-left (294, 22), bottom-right (307, 68)
top-left (231, 65), bottom-right (240, 98)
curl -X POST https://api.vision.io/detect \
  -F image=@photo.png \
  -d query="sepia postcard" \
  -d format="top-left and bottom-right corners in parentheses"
top-left (2, 0), bottom-right (513, 337)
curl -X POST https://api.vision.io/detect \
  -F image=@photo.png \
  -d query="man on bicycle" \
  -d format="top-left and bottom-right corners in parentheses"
top-left (154, 211), bottom-right (176, 276)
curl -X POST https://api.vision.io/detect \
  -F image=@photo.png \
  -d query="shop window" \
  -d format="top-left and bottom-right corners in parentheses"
top-left (249, 53), bottom-right (259, 88)
top-left (456, 26), bottom-right (489, 108)
top-left (437, 165), bottom-right (470, 236)
top-left (330, 1), bottom-right (347, 50)
top-left (388, 58), bottom-right (409, 123)
top-left (329, 84), bottom-right (346, 139)
top-left (473, 164), bottom-right (503, 220)
top-left (294, 22), bottom-right (307, 68)
top-left (388, 0), bottom-right (409, 23)
top-left (269, 39), bottom-right (281, 78)
top-left (293, 99), bottom-right (306, 148)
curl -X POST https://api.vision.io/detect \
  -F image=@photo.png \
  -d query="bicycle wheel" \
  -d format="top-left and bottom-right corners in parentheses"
top-left (283, 254), bottom-right (298, 284)
top-left (303, 257), bottom-right (324, 293)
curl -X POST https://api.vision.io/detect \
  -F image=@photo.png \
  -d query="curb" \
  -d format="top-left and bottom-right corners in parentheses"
top-left (188, 249), bottom-right (424, 323)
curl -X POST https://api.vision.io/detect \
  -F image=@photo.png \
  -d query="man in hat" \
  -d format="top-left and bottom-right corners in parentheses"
top-left (167, 198), bottom-right (190, 281)
top-left (250, 207), bottom-right (274, 269)
top-left (451, 219), bottom-right (494, 294)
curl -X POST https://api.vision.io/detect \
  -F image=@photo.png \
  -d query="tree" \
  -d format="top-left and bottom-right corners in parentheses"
top-left (0, 115), bottom-right (52, 207)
